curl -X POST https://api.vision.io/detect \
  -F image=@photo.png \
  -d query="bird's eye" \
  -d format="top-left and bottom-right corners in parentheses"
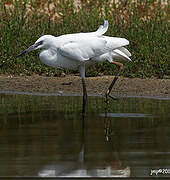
top-left (35, 40), bottom-right (43, 48)
top-left (37, 41), bottom-right (43, 46)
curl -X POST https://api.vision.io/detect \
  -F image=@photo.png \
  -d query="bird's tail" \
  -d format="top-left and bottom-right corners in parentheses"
top-left (95, 20), bottom-right (109, 36)
top-left (112, 47), bottom-right (132, 61)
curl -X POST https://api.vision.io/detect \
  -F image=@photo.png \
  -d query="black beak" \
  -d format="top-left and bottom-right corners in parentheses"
top-left (16, 41), bottom-right (43, 58)
top-left (16, 44), bottom-right (35, 58)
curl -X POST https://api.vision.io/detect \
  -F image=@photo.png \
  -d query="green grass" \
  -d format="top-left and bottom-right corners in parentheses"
top-left (0, 0), bottom-right (169, 78)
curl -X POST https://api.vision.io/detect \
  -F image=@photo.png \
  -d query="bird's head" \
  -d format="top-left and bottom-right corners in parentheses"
top-left (16, 35), bottom-right (55, 58)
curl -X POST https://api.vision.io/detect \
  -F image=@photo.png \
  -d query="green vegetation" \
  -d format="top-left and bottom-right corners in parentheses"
top-left (0, 0), bottom-right (169, 78)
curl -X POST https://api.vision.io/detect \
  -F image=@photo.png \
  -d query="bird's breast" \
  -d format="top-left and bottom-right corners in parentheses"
top-left (39, 49), bottom-right (58, 68)
top-left (39, 49), bottom-right (81, 70)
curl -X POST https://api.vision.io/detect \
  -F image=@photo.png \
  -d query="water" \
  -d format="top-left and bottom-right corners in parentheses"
top-left (0, 94), bottom-right (170, 178)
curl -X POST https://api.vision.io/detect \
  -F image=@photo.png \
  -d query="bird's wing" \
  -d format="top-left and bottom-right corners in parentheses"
top-left (58, 36), bottom-right (129, 62)
top-left (58, 37), bottom-right (107, 61)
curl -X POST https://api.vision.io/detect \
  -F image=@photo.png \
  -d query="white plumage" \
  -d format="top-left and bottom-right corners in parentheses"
top-left (17, 20), bottom-right (131, 113)
top-left (33, 20), bottom-right (131, 74)
top-left (17, 20), bottom-right (131, 76)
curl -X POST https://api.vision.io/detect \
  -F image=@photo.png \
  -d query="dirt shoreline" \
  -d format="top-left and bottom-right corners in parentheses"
top-left (0, 75), bottom-right (170, 98)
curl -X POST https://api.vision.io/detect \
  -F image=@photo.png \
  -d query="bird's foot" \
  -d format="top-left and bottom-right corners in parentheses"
top-left (104, 90), bottom-right (118, 104)
top-left (108, 94), bottom-right (118, 100)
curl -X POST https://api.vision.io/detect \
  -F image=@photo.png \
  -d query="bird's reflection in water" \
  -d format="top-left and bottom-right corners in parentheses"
top-left (103, 98), bottom-right (130, 176)
top-left (38, 98), bottom-right (130, 177)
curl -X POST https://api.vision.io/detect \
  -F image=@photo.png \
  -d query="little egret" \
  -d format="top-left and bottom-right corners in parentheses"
top-left (17, 20), bottom-right (131, 114)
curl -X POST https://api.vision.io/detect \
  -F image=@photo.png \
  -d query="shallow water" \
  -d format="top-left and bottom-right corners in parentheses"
top-left (0, 94), bottom-right (170, 178)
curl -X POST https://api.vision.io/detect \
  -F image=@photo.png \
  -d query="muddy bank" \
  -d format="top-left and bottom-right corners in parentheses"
top-left (0, 75), bottom-right (169, 98)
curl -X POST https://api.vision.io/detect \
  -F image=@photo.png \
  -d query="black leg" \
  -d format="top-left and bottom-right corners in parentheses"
top-left (82, 78), bottom-right (87, 115)
top-left (105, 61), bottom-right (123, 100)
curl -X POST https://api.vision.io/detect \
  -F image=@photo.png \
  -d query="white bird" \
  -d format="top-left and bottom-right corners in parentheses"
top-left (17, 20), bottom-right (131, 114)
